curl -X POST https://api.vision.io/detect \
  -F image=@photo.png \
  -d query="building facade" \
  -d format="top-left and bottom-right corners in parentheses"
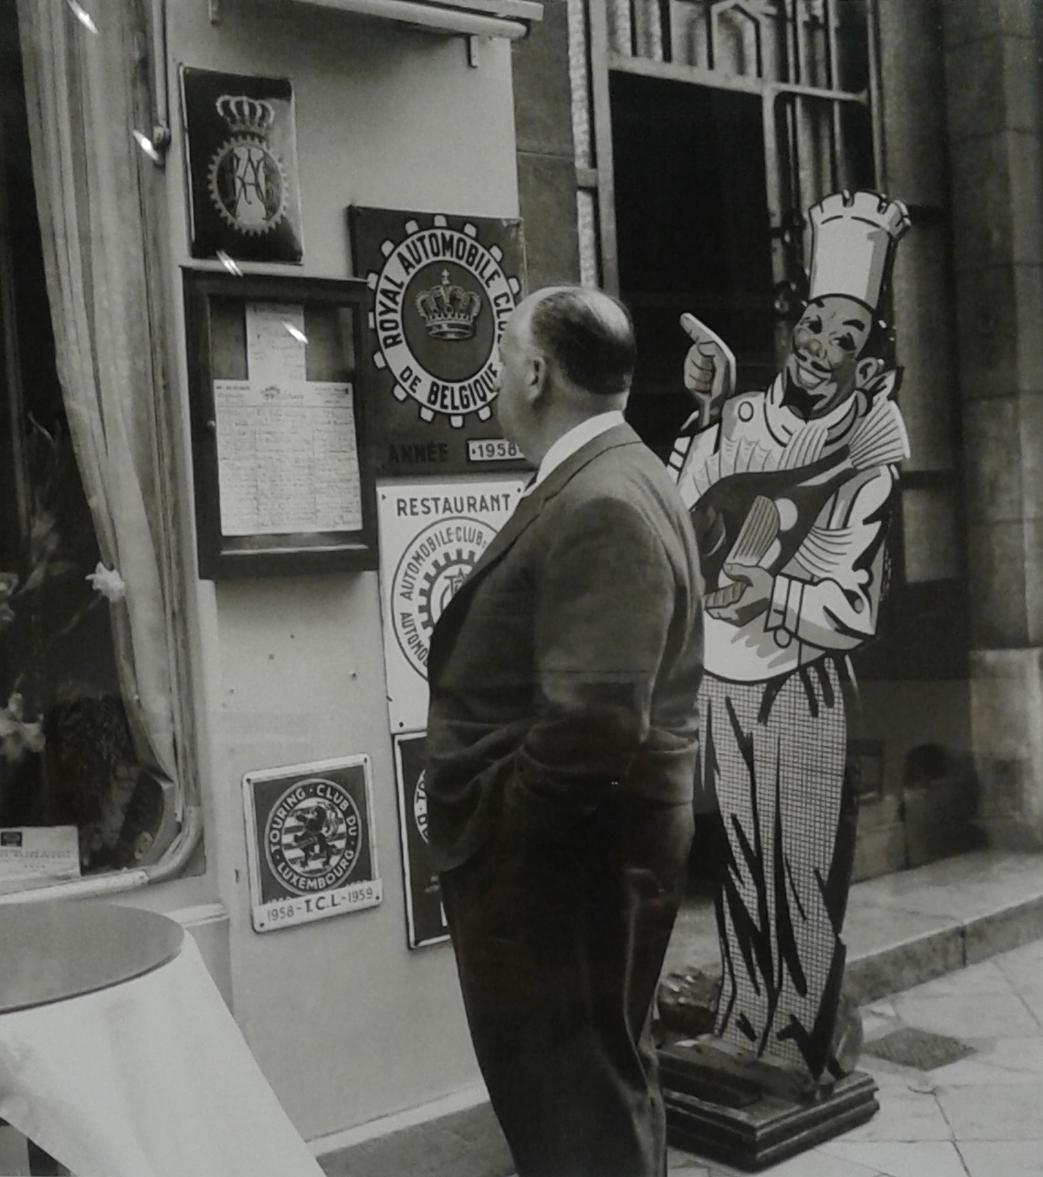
top-left (549, 0), bottom-right (1043, 877)
top-left (0, 0), bottom-right (1040, 1154)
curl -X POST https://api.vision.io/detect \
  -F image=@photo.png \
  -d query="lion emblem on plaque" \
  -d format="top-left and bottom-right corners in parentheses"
top-left (291, 804), bottom-right (338, 870)
top-left (264, 777), bottom-right (361, 894)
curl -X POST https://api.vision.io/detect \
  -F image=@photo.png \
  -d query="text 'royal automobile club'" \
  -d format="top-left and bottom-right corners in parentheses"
top-left (367, 217), bottom-right (521, 427)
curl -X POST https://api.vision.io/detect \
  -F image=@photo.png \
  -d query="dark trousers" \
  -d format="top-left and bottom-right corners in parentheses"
top-left (441, 787), bottom-right (694, 1177)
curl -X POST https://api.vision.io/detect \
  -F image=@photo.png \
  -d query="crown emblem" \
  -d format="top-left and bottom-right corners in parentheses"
top-left (215, 94), bottom-right (276, 139)
top-left (415, 269), bottom-right (481, 341)
top-left (807, 190), bottom-right (911, 310)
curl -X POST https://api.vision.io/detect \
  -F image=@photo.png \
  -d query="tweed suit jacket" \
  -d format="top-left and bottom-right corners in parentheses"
top-left (425, 422), bottom-right (704, 873)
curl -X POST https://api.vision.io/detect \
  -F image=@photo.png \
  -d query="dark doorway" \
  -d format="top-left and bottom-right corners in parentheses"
top-left (608, 67), bottom-right (975, 883)
top-left (610, 71), bottom-right (775, 458)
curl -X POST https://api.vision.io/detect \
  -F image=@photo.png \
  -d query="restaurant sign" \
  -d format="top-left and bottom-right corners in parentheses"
top-left (377, 475), bottom-right (526, 731)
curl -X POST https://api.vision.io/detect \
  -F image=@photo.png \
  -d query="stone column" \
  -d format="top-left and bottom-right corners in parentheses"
top-left (511, 0), bottom-right (581, 289)
top-left (942, 0), bottom-right (1043, 846)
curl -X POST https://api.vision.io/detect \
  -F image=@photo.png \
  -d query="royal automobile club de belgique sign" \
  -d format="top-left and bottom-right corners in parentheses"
top-left (351, 207), bottom-right (530, 477)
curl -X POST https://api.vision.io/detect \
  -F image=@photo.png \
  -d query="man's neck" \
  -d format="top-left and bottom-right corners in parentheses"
top-left (528, 397), bottom-right (627, 467)
top-left (530, 412), bottom-right (595, 465)
top-left (531, 410), bottom-right (626, 489)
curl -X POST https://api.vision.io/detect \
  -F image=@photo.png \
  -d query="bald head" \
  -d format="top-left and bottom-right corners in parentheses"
top-left (521, 285), bottom-right (636, 399)
top-left (494, 285), bottom-right (636, 463)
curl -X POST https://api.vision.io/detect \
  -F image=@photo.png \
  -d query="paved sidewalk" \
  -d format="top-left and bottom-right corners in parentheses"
top-left (321, 933), bottom-right (1043, 1177)
top-left (317, 850), bottom-right (1043, 1177)
top-left (667, 935), bottom-right (1043, 1177)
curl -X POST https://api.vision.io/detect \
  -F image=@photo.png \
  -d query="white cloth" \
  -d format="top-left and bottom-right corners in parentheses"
top-left (531, 411), bottom-right (625, 491)
top-left (0, 935), bottom-right (324, 1177)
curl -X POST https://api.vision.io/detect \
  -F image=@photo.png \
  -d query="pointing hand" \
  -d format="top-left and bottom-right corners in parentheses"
top-left (680, 313), bottom-right (736, 430)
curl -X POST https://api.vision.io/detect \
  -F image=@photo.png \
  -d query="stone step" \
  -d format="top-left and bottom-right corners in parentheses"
top-left (664, 848), bottom-right (1043, 1004)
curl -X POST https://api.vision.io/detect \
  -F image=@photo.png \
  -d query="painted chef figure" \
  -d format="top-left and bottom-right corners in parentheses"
top-left (668, 190), bottom-right (911, 1081)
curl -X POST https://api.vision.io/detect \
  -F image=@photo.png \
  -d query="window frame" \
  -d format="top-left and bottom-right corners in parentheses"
top-left (0, 10), bottom-right (199, 902)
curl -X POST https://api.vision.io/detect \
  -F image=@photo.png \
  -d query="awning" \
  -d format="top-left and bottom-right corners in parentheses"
top-left (287, 0), bottom-right (543, 40)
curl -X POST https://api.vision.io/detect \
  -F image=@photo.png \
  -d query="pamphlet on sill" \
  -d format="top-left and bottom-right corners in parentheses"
top-left (0, 826), bottom-right (81, 890)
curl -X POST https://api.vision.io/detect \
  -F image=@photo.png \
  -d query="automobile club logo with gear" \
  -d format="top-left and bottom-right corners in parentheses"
top-left (391, 516), bottom-right (497, 677)
top-left (207, 94), bottom-right (288, 238)
top-left (366, 215), bottom-right (522, 429)
top-left (264, 777), bottom-right (362, 895)
top-left (413, 770), bottom-right (429, 844)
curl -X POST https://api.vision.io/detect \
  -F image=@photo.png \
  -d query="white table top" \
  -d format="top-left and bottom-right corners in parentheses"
top-left (0, 900), bottom-right (184, 1015)
top-left (0, 908), bottom-right (325, 1176)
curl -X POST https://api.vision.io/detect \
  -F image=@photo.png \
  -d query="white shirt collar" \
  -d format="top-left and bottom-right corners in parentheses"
top-left (530, 411), bottom-right (625, 491)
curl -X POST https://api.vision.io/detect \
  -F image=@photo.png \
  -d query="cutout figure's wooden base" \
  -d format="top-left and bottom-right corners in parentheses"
top-left (659, 1038), bottom-right (878, 1172)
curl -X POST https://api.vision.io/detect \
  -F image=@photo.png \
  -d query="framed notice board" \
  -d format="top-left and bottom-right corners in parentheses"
top-left (183, 270), bottom-right (377, 577)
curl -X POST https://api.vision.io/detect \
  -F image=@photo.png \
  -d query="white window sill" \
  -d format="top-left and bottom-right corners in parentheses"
top-left (0, 805), bottom-right (203, 905)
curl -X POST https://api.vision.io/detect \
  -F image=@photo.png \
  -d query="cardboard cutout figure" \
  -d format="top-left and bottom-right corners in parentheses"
top-left (668, 190), bottom-right (911, 1080)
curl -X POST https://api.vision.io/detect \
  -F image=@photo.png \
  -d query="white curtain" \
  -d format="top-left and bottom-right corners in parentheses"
top-left (16, 0), bottom-right (179, 789)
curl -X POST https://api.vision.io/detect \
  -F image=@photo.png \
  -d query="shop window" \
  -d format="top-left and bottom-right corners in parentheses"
top-left (0, 4), bottom-right (192, 891)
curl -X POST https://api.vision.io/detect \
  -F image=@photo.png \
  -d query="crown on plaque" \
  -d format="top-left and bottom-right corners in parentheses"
top-left (807, 190), bottom-right (911, 310)
top-left (416, 269), bottom-right (482, 341)
top-left (215, 94), bottom-right (276, 138)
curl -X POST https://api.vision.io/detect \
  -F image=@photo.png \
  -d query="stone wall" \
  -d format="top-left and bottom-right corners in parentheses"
top-left (512, 0), bottom-right (581, 289)
top-left (942, 0), bottom-right (1043, 844)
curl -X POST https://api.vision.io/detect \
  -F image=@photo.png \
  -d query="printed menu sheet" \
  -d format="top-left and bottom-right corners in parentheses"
top-left (211, 299), bottom-right (362, 537)
top-left (214, 379), bottom-right (362, 536)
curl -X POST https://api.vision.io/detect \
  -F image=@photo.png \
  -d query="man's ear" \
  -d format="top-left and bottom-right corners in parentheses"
top-left (856, 356), bottom-right (884, 387)
top-left (527, 354), bottom-right (549, 404)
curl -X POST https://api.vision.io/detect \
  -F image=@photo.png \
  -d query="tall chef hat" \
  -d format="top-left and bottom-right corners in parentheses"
top-left (806, 190), bottom-right (911, 310)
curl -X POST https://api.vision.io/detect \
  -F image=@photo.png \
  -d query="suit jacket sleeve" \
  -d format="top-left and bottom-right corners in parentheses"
top-left (513, 494), bottom-right (676, 826)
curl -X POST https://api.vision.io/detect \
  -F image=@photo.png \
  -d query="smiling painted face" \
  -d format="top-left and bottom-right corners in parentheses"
top-left (783, 294), bottom-right (874, 418)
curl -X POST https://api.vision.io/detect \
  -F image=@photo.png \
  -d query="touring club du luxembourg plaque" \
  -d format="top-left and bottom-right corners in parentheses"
top-left (241, 756), bottom-right (381, 933)
top-left (350, 207), bottom-right (530, 477)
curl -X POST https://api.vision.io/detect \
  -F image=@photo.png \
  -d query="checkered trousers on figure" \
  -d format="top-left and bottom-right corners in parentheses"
top-left (697, 658), bottom-right (855, 1079)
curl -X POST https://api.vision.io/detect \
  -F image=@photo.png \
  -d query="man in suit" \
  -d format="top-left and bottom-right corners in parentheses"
top-left (425, 285), bottom-right (704, 1177)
